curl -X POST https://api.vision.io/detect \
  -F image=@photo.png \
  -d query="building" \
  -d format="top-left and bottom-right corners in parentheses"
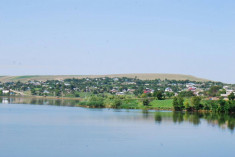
top-left (188, 87), bottom-right (197, 91)
top-left (221, 90), bottom-right (235, 98)
top-left (186, 83), bottom-right (195, 88)
top-left (144, 88), bottom-right (154, 94)
top-left (113, 78), bottom-right (119, 81)
top-left (116, 92), bottom-right (125, 96)
top-left (165, 87), bottom-right (173, 92)
top-left (2, 90), bottom-right (10, 94)
top-left (43, 90), bottom-right (50, 94)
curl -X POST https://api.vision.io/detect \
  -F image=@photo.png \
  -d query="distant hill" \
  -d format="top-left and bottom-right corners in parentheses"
top-left (0, 74), bottom-right (210, 82)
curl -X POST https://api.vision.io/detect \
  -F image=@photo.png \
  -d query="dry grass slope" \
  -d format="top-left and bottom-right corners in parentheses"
top-left (0, 73), bottom-right (209, 82)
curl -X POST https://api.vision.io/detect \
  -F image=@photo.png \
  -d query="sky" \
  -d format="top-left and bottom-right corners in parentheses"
top-left (0, 0), bottom-right (235, 83)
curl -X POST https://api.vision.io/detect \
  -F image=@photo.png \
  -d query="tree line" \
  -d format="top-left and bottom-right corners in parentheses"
top-left (173, 92), bottom-right (235, 113)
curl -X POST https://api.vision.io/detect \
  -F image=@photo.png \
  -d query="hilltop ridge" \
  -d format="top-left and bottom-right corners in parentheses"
top-left (0, 73), bottom-right (210, 82)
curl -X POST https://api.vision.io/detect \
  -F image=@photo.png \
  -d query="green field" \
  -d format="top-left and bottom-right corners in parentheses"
top-left (77, 97), bottom-right (174, 110)
top-left (150, 99), bottom-right (173, 110)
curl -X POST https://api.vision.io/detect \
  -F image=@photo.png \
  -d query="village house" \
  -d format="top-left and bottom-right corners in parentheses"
top-left (113, 78), bottom-right (119, 82)
top-left (165, 87), bottom-right (173, 92)
top-left (221, 89), bottom-right (235, 98)
top-left (223, 86), bottom-right (229, 90)
top-left (116, 92), bottom-right (125, 96)
top-left (110, 88), bottom-right (118, 93)
top-left (43, 90), bottom-right (50, 94)
top-left (186, 83), bottom-right (195, 88)
top-left (2, 90), bottom-right (10, 94)
top-left (188, 86), bottom-right (197, 91)
top-left (144, 88), bottom-right (154, 94)
top-left (127, 89), bottom-right (135, 93)
top-left (127, 82), bottom-right (136, 85)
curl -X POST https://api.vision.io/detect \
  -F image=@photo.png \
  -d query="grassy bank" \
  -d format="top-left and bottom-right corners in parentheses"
top-left (76, 96), bottom-right (174, 110)
top-left (150, 99), bottom-right (173, 110)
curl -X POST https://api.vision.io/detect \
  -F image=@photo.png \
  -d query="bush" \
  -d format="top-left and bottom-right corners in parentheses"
top-left (184, 102), bottom-right (193, 111)
top-left (228, 101), bottom-right (235, 113)
top-left (79, 101), bottom-right (88, 106)
top-left (112, 98), bottom-right (122, 108)
top-left (75, 92), bottom-right (80, 97)
top-left (228, 93), bottom-right (235, 101)
top-left (143, 99), bottom-right (150, 106)
top-left (178, 91), bottom-right (195, 97)
top-left (191, 96), bottom-right (202, 110)
top-left (87, 101), bottom-right (104, 108)
top-left (80, 96), bottom-right (105, 108)
top-left (217, 99), bottom-right (227, 113)
top-left (203, 103), bottom-right (211, 111)
top-left (173, 96), bottom-right (184, 111)
top-left (153, 91), bottom-right (164, 100)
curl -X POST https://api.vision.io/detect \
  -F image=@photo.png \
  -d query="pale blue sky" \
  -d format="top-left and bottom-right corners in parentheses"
top-left (0, 0), bottom-right (235, 83)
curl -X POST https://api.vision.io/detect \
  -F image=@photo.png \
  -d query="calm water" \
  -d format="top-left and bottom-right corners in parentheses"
top-left (0, 97), bottom-right (235, 157)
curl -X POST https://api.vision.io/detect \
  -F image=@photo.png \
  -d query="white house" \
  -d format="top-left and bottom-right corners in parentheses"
top-left (165, 87), bottom-right (173, 92)
top-left (116, 92), bottom-right (125, 96)
top-left (2, 90), bottom-right (10, 94)
top-left (64, 83), bottom-right (71, 86)
top-left (43, 90), bottom-right (50, 94)
top-left (186, 83), bottom-right (195, 88)
top-left (113, 78), bottom-right (119, 81)
top-left (221, 90), bottom-right (235, 97)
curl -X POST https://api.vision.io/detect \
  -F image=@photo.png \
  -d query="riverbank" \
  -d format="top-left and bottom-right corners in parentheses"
top-left (1, 95), bottom-right (235, 113)
top-left (0, 95), bottom-right (173, 110)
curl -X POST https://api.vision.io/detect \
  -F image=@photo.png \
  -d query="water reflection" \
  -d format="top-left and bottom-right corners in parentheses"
top-left (154, 113), bottom-right (162, 123)
top-left (153, 111), bottom-right (235, 131)
top-left (0, 97), bottom-right (80, 107)
top-left (1, 97), bottom-right (235, 132)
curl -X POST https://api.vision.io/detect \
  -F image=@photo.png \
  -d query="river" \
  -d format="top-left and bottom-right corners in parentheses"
top-left (0, 97), bottom-right (234, 157)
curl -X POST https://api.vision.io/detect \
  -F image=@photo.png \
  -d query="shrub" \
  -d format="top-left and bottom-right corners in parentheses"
top-left (173, 96), bottom-right (184, 111)
top-left (143, 99), bottom-right (150, 106)
top-left (112, 98), bottom-right (122, 108)
top-left (191, 96), bottom-right (202, 110)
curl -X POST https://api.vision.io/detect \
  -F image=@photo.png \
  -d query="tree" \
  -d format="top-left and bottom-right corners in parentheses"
top-left (211, 101), bottom-right (218, 112)
top-left (143, 99), bottom-right (150, 106)
top-left (178, 91), bottom-right (195, 97)
top-left (228, 100), bottom-right (235, 113)
top-left (55, 89), bottom-right (61, 97)
top-left (191, 96), bottom-right (202, 110)
top-left (141, 93), bottom-right (147, 98)
top-left (218, 99), bottom-right (227, 112)
top-left (173, 97), bottom-right (178, 110)
top-left (147, 92), bottom-right (152, 97)
top-left (153, 90), bottom-right (164, 100)
top-left (207, 86), bottom-right (222, 97)
top-left (219, 88), bottom-right (226, 95)
top-left (165, 92), bottom-right (174, 98)
top-left (228, 92), bottom-right (235, 101)
top-left (31, 88), bottom-right (36, 95)
top-left (178, 97), bottom-right (184, 109)
top-left (173, 96), bottom-right (184, 111)
top-left (134, 86), bottom-right (144, 96)
top-left (184, 102), bottom-right (192, 111)
top-left (113, 98), bottom-right (122, 108)
top-left (75, 92), bottom-right (80, 97)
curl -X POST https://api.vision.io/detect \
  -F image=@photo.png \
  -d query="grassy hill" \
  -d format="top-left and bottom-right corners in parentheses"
top-left (0, 73), bottom-right (209, 82)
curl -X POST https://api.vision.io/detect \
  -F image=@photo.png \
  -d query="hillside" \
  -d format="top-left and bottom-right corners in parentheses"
top-left (0, 74), bottom-right (210, 82)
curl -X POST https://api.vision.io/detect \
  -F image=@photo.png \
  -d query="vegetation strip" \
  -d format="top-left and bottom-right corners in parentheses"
top-left (0, 77), bottom-right (235, 113)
